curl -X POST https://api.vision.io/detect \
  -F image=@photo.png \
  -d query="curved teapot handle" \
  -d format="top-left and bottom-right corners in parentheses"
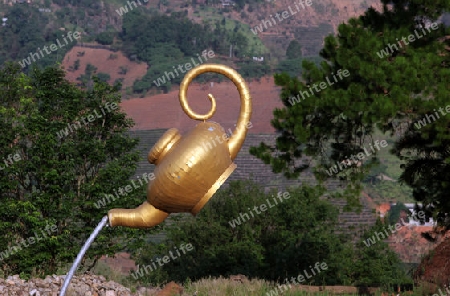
top-left (179, 64), bottom-right (252, 160)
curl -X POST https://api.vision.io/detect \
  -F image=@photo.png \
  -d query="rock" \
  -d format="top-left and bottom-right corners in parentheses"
top-left (0, 274), bottom-right (165, 295)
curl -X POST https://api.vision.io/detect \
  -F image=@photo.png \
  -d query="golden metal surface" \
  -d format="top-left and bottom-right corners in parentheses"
top-left (179, 64), bottom-right (252, 161)
top-left (108, 64), bottom-right (252, 228)
top-left (108, 202), bottom-right (169, 228)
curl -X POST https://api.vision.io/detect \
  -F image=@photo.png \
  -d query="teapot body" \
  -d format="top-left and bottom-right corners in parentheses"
top-left (148, 121), bottom-right (236, 214)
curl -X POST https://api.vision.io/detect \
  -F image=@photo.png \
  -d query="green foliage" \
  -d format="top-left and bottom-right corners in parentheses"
top-left (250, 1), bottom-right (450, 221)
top-left (52, 0), bottom-right (103, 23)
top-left (73, 59), bottom-right (81, 71)
top-left (120, 10), bottom-right (212, 62)
top-left (386, 202), bottom-right (410, 226)
top-left (276, 58), bottom-right (303, 78)
top-left (0, 62), bottom-right (152, 277)
top-left (0, 5), bottom-right (77, 72)
top-left (96, 32), bottom-right (115, 45)
top-left (236, 61), bottom-right (271, 79)
top-left (354, 219), bottom-right (412, 288)
top-left (96, 72), bottom-right (111, 83)
top-left (286, 40), bottom-right (302, 60)
top-left (76, 63), bottom-right (98, 88)
top-left (130, 180), bottom-right (405, 288)
top-left (364, 182), bottom-right (414, 204)
top-left (119, 9), bottom-right (268, 92)
top-left (131, 181), bottom-right (341, 285)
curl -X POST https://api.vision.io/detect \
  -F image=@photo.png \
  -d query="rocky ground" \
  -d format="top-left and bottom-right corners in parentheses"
top-left (0, 274), bottom-right (183, 296)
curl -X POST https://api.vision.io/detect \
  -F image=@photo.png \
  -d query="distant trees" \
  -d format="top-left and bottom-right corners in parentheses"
top-left (120, 11), bottom-right (212, 62)
top-left (0, 6), bottom-right (47, 67)
top-left (285, 40), bottom-right (302, 59)
top-left (386, 203), bottom-right (410, 226)
top-left (237, 61), bottom-right (271, 79)
top-left (276, 58), bottom-right (303, 78)
top-left (96, 32), bottom-right (115, 45)
top-left (0, 5), bottom-right (80, 72)
top-left (96, 72), bottom-right (111, 82)
top-left (120, 10), bottom-right (259, 93)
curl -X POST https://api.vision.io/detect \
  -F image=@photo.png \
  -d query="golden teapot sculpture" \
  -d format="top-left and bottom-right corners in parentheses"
top-left (108, 64), bottom-right (252, 228)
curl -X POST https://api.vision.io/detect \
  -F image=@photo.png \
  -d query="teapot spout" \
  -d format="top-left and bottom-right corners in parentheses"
top-left (108, 201), bottom-right (169, 228)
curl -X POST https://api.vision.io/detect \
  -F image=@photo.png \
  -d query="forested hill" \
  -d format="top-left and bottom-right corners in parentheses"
top-left (0, 0), bottom-right (384, 91)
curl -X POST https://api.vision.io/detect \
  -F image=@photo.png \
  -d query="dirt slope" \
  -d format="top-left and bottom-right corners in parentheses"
top-left (61, 46), bottom-right (148, 88)
top-left (119, 76), bottom-right (282, 134)
top-left (414, 237), bottom-right (450, 286)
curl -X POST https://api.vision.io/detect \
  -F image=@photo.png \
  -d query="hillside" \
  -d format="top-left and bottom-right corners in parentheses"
top-left (110, 0), bottom-right (383, 56)
top-left (62, 45), bottom-right (148, 89)
top-left (186, 0), bottom-right (384, 56)
top-left (1, 0), bottom-right (383, 73)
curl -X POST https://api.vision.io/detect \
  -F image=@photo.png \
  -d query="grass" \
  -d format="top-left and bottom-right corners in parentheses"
top-left (87, 263), bottom-right (421, 296)
top-left (183, 277), bottom-right (273, 296)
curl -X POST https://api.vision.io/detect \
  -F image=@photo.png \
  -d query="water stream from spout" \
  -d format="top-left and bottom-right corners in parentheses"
top-left (59, 215), bottom-right (109, 296)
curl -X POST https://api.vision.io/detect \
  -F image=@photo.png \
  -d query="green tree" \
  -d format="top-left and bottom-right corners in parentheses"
top-left (354, 219), bottom-right (412, 289)
top-left (95, 32), bottom-right (115, 45)
top-left (73, 59), bottom-right (81, 71)
top-left (96, 72), bottom-right (111, 83)
top-left (0, 63), bottom-right (150, 278)
top-left (250, 0), bottom-right (450, 216)
top-left (131, 180), bottom-right (358, 286)
top-left (276, 57), bottom-right (303, 78)
top-left (386, 202), bottom-right (410, 225)
top-left (285, 40), bottom-right (302, 59)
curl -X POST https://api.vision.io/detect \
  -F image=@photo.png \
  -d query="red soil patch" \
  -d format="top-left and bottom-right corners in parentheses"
top-left (61, 46), bottom-right (147, 88)
top-left (386, 226), bottom-right (448, 263)
top-left (414, 237), bottom-right (450, 286)
top-left (376, 203), bottom-right (391, 217)
top-left (119, 76), bottom-right (282, 134)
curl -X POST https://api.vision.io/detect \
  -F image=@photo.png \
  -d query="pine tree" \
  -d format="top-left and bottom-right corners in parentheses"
top-left (250, 0), bottom-right (450, 225)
